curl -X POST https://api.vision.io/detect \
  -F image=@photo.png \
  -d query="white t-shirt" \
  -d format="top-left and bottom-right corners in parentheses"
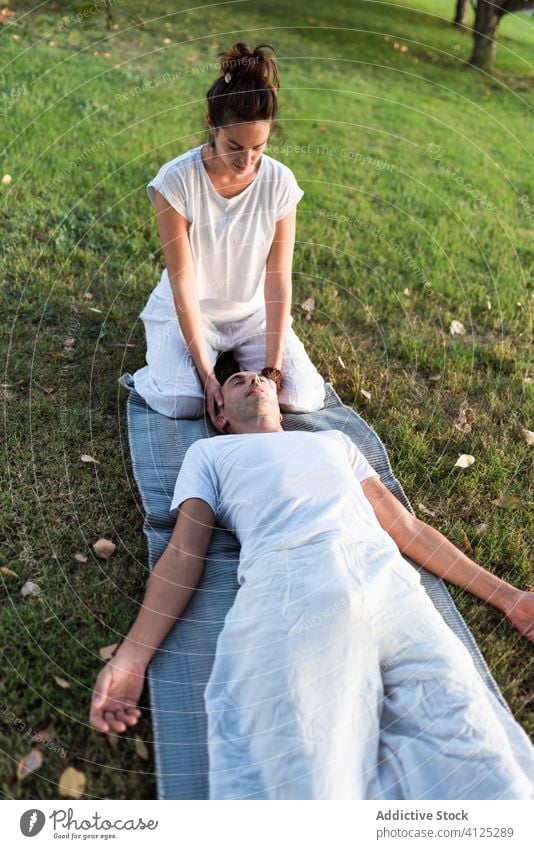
top-left (170, 430), bottom-right (388, 578)
top-left (146, 144), bottom-right (305, 322)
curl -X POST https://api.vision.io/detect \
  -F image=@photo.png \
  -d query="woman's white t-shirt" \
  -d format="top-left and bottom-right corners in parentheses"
top-left (146, 144), bottom-right (305, 323)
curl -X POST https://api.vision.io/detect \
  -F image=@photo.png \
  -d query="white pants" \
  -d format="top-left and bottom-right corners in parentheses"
top-left (132, 291), bottom-right (326, 419)
top-left (204, 539), bottom-right (534, 800)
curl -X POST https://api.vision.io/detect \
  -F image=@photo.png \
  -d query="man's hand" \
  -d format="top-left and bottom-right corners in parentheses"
top-left (204, 372), bottom-right (224, 432)
top-left (502, 590), bottom-right (534, 643)
top-left (89, 647), bottom-right (146, 734)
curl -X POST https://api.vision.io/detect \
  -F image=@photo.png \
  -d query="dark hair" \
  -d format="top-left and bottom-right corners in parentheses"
top-left (213, 350), bottom-right (242, 387)
top-left (204, 42), bottom-right (283, 143)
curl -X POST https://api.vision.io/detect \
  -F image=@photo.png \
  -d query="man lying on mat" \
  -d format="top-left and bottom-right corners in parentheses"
top-left (89, 366), bottom-right (534, 800)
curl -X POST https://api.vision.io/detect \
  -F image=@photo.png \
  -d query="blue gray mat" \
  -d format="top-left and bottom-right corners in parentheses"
top-left (119, 373), bottom-right (509, 800)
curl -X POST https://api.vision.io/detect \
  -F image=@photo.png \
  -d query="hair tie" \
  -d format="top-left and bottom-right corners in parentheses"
top-left (224, 72), bottom-right (232, 83)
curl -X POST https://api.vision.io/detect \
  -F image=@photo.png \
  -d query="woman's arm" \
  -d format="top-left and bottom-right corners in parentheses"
top-left (361, 475), bottom-right (534, 641)
top-left (89, 498), bottom-right (215, 733)
top-left (153, 190), bottom-right (223, 426)
top-left (264, 207), bottom-right (298, 371)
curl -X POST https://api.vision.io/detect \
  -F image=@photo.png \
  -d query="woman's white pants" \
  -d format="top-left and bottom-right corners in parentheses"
top-left (132, 290), bottom-right (326, 418)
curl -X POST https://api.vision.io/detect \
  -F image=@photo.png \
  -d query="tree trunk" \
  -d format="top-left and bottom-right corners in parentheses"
top-left (453, 0), bottom-right (470, 27)
top-left (469, 1), bottom-right (501, 67)
top-left (104, 0), bottom-right (113, 32)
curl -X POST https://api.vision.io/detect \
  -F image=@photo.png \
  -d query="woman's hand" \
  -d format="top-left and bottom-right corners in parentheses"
top-left (89, 646), bottom-right (147, 734)
top-left (502, 590), bottom-right (534, 643)
top-left (204, 372), bottom-right (224, 432)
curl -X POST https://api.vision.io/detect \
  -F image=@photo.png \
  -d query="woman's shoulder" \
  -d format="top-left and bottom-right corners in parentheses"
top-left (261, 150), bottom-right (297, 179)
top-left (153, 145), bottom-right (201, 181)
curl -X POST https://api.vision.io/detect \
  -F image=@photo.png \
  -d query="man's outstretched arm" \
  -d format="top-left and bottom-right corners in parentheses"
top-left (89, 498), bottom-right (215, 733)
top-left (361, 475), bottom-right (534, 642)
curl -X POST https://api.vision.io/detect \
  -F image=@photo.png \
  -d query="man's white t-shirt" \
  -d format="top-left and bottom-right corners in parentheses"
top-left (146, 144), bottom-right (304, 323)
top-left (170, 430), bottom-right (389, 577)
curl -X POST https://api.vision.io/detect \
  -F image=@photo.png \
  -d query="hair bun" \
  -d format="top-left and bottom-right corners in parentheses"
top-left (218, 42), bottom-right (280, 91)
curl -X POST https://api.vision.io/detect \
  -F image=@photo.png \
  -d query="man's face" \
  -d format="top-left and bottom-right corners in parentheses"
top-left (216, 371), bottom-right (280, 432)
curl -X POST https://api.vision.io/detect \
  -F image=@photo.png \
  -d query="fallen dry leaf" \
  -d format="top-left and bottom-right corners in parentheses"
top-left (33, 723), bottom-right (55, 744)
top-left (463, 533), bottom-right (473, 554)
top-left (475, 522), bottom-right (489, 534)
top-left (16, 748), bottom-right (44, 781)
top-left (80, 454), bottom-right (99, 464)
top-left (92, 538), bottom-right (116, 559)
top-left (360, 389), bottom-right (372, 401)
top-left (450, 320), bottom-right (466, 336)
top-left (522, 429), bottom-right (534, 447)
top-left (417, 503), bottom-right (435, 518)
top-left (59, 766), bottom-right (86, 799)
top-left (337, 356), bottom-right (345, 369)
top-left (106, 732), bottom-right (120, 749)
top-left (0, 566), bottom-right (18, 578)
top-left (21, 581), bottom-right (41, 597)
top-left (301, 297), bottom-right (315, 320)
top-left (134, 736), bottom-right (149, 760)
top-left (99, 643), bottom-right (119, 661)
top-left (454, 408), bottom-right (476, 434)
top-left (53, 676), bottom-right (70, 690)
top-left (491, 495), bottom-right (522, 509)
top-left (74, 553), bottom-right (87, 563)
top-left (454, 454), bottom-right (475, 468)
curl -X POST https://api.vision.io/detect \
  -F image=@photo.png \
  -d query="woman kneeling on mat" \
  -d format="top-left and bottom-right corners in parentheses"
top-left (132, 41), bottom-right (325, 430)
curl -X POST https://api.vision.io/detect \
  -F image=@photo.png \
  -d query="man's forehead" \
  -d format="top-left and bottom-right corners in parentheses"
top-left (224, 370), bottom-right (260, 385)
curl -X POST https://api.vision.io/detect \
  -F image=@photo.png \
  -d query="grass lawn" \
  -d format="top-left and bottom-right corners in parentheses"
top-left (1, 0), bottom-right (533, 800)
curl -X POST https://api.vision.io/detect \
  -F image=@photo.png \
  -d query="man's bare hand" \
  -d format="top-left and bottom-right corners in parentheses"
top-left (89, 649), bottom-right (146, 734)
top-left (503, 590), bottom-right (534, 643)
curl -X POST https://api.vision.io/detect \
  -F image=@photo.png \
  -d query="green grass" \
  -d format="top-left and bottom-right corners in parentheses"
top-left (1, 0), bottom-right (533, 799)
